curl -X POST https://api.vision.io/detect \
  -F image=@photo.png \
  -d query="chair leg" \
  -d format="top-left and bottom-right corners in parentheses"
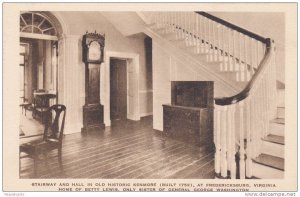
top-left (33, 156), bottom-right (37, 177)
top-left (43, 152), bottom-right (50, 172)
top-left (19, 152), bottom-right (21, 178)
top-left (58, 148), bottom-right (63, 171)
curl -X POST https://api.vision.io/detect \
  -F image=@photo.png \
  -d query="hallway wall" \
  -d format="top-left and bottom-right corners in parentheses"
top-left (54, 12), bottom-right (152, 133)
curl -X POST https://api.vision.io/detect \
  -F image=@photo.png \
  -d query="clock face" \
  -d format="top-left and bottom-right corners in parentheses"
top-left (88, 41), bottom-right (101, 61)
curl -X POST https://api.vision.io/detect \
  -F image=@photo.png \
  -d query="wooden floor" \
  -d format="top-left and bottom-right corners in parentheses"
top-left (20, 115), bottom-right (215, 179)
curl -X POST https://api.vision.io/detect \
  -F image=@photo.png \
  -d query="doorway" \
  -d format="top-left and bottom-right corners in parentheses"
top-left (110, 58), bottom-right (127, 121)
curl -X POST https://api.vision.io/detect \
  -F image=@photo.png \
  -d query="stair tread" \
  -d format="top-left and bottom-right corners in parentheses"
top-left (270, 118), bottom-right (285, 124)
top-left (253, 154), bottom-right (284, 171)
top-left (263, 134), bottom-right (285, 145)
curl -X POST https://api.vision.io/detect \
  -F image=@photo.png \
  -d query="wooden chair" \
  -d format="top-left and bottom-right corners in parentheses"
top-left (32, 90), bottom-right (46, 120)
top-left (19, 98), bottom-right (32, 116)
top-left (19, 104), bottom-right (66, 177)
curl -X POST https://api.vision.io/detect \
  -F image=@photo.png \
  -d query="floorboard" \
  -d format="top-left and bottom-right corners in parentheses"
top-left (20, 115), bottom-right (215, 179)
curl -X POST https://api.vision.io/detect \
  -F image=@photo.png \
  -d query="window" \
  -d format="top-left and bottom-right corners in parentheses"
top-left (20, 12), bottom-right (57, 36)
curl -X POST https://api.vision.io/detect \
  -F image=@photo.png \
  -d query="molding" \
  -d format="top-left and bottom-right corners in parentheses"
top-left (136, 12), bottom-right (151, 25)
top-left (64, 123), bottom-right (82, 135)
top-left (106, 51), bottom-right (139, 59)
top-left (104, 50), bottom-right (140, 124)
top-left (104, 119), bottom-right (111, 127)
top-left (20, 32), bottom-right (58, 41)
top-left (128, 113), bottom-right (140, 121)
top-left (139, 89), bottom-right (153, 93)
top-left (140, 112), bottom-right (153, 117)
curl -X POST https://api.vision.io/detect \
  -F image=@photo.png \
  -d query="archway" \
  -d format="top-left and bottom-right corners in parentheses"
top-left (19, 11), bottom-right (64, 111)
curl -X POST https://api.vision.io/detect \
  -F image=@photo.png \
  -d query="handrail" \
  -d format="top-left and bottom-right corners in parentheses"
top-left (196, 12), bottom-right (270, 47)
top-left (214, 38), bottom-right (272, 105)
top-left (193, 11), bottom-right (272, 106)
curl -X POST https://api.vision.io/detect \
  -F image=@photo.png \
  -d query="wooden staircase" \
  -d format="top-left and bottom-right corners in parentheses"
top-left (148, 22), bottom-right (250, 92)
top-left (140, 11), bottom-right (282, 179)
top-left (252, 84), bottom-right (285, 179)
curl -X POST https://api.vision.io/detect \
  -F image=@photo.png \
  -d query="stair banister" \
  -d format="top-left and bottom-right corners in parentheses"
top-left (142, 11), bottom-right (277, 179)
top-left (195, 12), bottom-right (269, 45)
top-left (214, 38), bottom-right (271, 105)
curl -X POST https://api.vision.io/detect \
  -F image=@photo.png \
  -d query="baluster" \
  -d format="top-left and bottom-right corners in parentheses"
top-left (167, 12), bottom-right (171, 33)
top-left (256, 41), bottom-right (260, 69)
top-left (179, 12), bottom-right (184, 40)
top-left (169, 12), bottom-right (173, 33)
top-left (191, 13), bottom-right (194, 46)
top-left (173, 12), bottom-right (177, 39)
top-left (196, 14), bottom-right (200, 54)
top-left (208, 20), bottom-right (213, 61)
top-left (262, 79), bottom-right (269, 137)
top-left (222, 26), bottom-right (226, 71)
top-left (198, 15), bottom-right (202, 54)
top-left (184, 12), bottom-right (188, 46)
top-left (217, 25), bottom-right (221, 67)
top-left (226, 106), bottom-right (232, 178)
top-left (215, 107), bottom-right (221, 176)
top-left (244, 36), bottom-right (249, 81)
top-left (232, 31), bottom-right (238, 78)
top-left (227, 28), bottom-right (232, 71)
top-left (246, 99), bottom-right (253, 178)
top-left (206, 18), bottom-right (210, 54)
top-left (202, 17), bottom-right (207, 54)
top-left (178, 12), bottom-right (182, 39)
top-left (239, 101), bottom-right (246, 179)
top-left (165, 12), bottom-right (170, 34)
top-left (238, 33), bottom-right (243, 81)
top-left (212, 22), bottom-right (217, 61)
top-left (230, 105), bottom-right (236, 179)
top-left (171, 12), bottom-right (174, 33)
top-left (187, 12), bottom-right (191, 46)
top-left (220, 106), bottom-right (228, 178)
top-left (250, 38), bottom-right (254, 77)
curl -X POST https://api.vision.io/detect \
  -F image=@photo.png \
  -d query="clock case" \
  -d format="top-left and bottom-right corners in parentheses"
top-left (82, 32), bottom-right (105, 64)
top-left (82, 32), bottom-right (106, 133)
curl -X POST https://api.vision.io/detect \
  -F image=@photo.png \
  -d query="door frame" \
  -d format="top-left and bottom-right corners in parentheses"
top-left (104, 51), bottom-right (140, 126)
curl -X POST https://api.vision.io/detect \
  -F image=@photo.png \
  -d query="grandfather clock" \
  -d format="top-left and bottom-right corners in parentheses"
top-left (82, 32), bottom-right (105, 132)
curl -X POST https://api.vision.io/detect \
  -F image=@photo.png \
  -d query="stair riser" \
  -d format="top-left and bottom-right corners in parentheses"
top-left (252, 163), bottom-right (284, 179)
top-left (277, 90), bottom-right (285, 107)
top-left (269, 123), bottom-right (284, 136)
top-left (261, 141), bottom-right (284, 158)
top-left (277, 108), bottom-right (285, 119)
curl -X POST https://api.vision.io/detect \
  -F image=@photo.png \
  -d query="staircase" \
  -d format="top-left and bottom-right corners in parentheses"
top-left (252, 85), bottom-right (285, 179)
top-left (140, 11), bottom-right (284, 179)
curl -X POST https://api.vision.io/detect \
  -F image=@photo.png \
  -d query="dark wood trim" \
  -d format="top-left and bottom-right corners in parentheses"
top-left (214, 39), bottom-right (272, 105)
top-left (195, 12), bottom-right (270, 46)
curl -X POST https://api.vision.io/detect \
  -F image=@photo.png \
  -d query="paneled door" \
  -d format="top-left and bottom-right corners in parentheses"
top-left (110, 58), bottom-right (127, 120)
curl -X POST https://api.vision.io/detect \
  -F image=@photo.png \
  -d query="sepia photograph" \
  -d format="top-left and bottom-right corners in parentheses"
top-left (3, 2), bottom-right (297, 192)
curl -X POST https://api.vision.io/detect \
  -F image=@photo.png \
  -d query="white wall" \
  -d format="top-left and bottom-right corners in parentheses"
top-left (54, 11), bottom-right (152, 134)
top-left (152, 39), bottom-right (238, 131)
top-left (210, 12), bottom-right (285, 83)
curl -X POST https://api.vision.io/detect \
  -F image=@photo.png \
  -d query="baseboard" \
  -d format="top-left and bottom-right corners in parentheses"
top-left (140, 112), bottom-right (153, 117)
top-left (64, 123), bottom-right (82, 135)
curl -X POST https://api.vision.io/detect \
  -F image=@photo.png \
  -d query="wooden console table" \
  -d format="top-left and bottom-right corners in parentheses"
top-left (163, 104), bottom-right (213, 146)
top-left (163, 81), bottom-right (214, 147)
